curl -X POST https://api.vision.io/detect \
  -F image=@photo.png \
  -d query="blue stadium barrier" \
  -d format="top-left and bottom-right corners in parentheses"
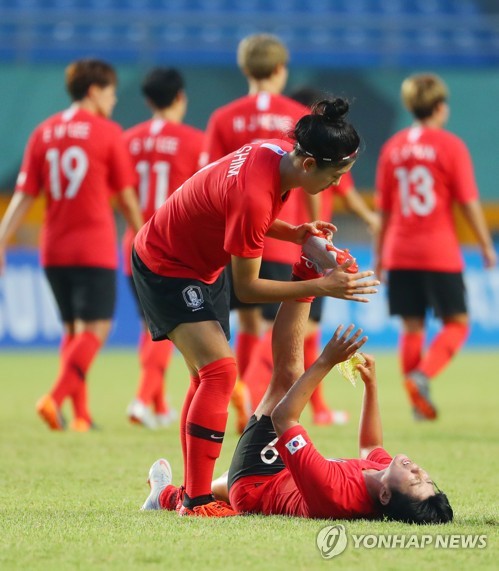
top-left (1, 246), bottom-right (498, 349)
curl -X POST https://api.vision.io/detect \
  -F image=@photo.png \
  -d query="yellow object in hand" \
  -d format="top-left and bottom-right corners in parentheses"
top-left (336, 353), bottom-right (366, 387)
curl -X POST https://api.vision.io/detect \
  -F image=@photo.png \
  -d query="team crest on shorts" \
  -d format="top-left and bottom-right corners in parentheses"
top-left (182, 285), bottom-right (204, 309)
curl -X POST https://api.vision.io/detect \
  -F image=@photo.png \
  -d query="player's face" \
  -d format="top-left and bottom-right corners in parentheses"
top-left (384, 454), bottom-right (436, 501)
top-left (301, 160), bottom-right (355, 195)
top-left (93, 84), bottom-right (117, 118)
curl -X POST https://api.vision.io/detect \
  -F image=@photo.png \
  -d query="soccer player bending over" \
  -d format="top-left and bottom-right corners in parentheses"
top-left (142, 272), bottom-right (453, 523)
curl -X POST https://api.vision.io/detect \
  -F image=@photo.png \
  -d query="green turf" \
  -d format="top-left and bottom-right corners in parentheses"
top-left (0, 349), bottom-right (497, 570)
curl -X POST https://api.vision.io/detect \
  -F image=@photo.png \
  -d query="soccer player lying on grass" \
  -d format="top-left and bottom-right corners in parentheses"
top-left (142, 293), bottom-right (453, 523)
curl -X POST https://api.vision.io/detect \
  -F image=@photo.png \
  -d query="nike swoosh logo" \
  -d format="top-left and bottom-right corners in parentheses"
top-left (211, 435), bottom-right (224, 440)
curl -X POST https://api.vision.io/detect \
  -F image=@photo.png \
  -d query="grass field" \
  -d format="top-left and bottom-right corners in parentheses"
top-left (0, 349), bottom-right (497, 570)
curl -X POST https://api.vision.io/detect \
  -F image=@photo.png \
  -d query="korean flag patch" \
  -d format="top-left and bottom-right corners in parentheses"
top-left (285, 434), bottom-right (307, 455)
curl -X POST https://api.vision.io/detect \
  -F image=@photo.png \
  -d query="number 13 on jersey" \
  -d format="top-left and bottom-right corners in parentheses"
top-left (395, 165), bottom-right (436, 217)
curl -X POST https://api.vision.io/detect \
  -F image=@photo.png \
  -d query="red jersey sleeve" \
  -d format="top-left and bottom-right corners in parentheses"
top-left (375, 146), bottom-right (391, 212)
top-left (224, 184), bottom-right (275, 258)
top-left (449, 137), bottom-right (479, 204)
top-left (107, 125), bottom-right (136, 194)
top-left (224, 148), bottom-right (281, 258)
top-left (366, 447), bottom-right (392, 466)
top-left (275, 425), bottom-right (352, 516)
top-left (15, 128), bottom-right (43, 197)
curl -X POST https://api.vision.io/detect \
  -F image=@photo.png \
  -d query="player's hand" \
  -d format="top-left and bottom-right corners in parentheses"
top-left (320, 263), bottom-right (380, 303)
top-left (483, 245), bottom-right (497, 269)
top-left (293, 220), bottom-right (337, 245)
top-left (356, 353), bottom-right (377, 386)
top-left (319, 324), bottom-right (367, 368)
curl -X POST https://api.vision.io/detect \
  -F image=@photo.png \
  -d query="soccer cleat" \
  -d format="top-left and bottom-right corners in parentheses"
top-left (178, 500), bottom-right (238, 517)
top-left (313, 410), bottom-right (350, 426)
top-left (292, 256), bottom-right (324, 281)
top-left (141, 458), bottom-right (173, 510)
top-left (404, 371), bottom-right (438, 421)
top-left (231, 379), bottom-right (252, 434)
top-left (69, 418), bottom-right (95, 432)
top-left (36, 395), bottom-right (66, 431)
top-left (127, 398), bottom-right (158, 429)
top-left (302, 230), bottom-right (358, 274)
top-left (155, 408), bottom-right (178, 428)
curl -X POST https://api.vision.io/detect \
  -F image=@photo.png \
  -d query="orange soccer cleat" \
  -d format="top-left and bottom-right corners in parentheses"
top-left (404, 371), bottom-right (438, 421)
top-left (178, 500), bottom-right (238, 517)
top-left (36, 394), bottom-right (66, 431)
top-left (69, 418), bottom-right (94, 432)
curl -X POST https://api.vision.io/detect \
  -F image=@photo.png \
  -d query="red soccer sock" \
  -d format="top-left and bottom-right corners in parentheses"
top-left (136, 331), bottom-right (173, 408)
top-left (159, 485), bottom-right (181, 511)
top-left (235, 332), bottom-right (259, 378)
top-left (184, 357), bottom-right (237, 501)
top-left (52, 331), bottom-right (101, 418)
top-left (400, 331), bottom-right (425, 375)
top-left (152, 340), bottom-right (174, 414)
top-left (60, 333), bottom-right (75, 359)
top-left (180, 374), bottom-right (200, 487)
top-left (244, 329), bottom-right (274, 410)
top-left (417, 322), bottom-right (469, 379)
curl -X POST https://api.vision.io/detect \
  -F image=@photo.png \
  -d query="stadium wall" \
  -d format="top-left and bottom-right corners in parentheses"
top-left (2, 247), bottom-right (498, 349)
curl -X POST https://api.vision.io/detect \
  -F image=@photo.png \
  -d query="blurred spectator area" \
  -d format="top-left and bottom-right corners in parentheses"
top-left (0, 0), bottom-right (498, 66)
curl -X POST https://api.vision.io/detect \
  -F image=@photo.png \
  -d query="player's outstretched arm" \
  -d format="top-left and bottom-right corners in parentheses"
top-left (459, 199), bottom-right (497, 268)
top-left (116, 186), bottom-right (144, 234)
top-left (0, 191), bottom-right (35, 274)
top-left (232, 256), bottom-right (379, 304)
top-left (357, 355), bottom-right (384, 459)
top-left (271, 324), bottom-right (367, 436)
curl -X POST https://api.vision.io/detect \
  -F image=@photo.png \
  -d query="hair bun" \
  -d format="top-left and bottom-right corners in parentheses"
top-left (313, 98), bottom-right (349, 122)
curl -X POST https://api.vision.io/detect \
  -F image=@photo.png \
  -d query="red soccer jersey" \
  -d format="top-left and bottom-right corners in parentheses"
top-left (122, 119), bottom-right (204, 275)
top-left (134, 140), bottom-right (293, 284)
top-left (375, 126), bottom-right (479, 271)
top-left (15, 106), bottom-right (135, 269)
top-left (266, 425), bottom-right (392, 519)
top-left (202, 93), bottom-right (309, 266)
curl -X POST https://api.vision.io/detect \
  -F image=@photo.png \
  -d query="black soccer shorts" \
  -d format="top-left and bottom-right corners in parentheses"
top-left (387, 269), bottom-right (467, 318)
top-left (131, 248), bottom-right (230, 341)
top-left (44, 266), bottom-right (116, 322)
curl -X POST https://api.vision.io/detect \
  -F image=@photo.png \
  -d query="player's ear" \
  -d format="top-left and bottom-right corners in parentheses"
top-left (302, 157), bottom-right (317, 172)
top-left (379, 485), bottom-right (392, 506)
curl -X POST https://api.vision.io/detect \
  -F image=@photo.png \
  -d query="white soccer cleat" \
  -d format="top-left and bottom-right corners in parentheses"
top-left (155, 408), bottom-right (178, 428)
top-left (302, 230), bottom-right (359, 274)
top-left (141, 458), bottom-right (173, 510)
top-left (127, 398), bottom-right (158, 429)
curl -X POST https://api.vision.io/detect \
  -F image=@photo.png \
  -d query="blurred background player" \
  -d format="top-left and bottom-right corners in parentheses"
top-left (123, 67), bottom-right (204, 429)
top-left (0, 58), bottom-right (143, 431)
top-left (375, 73), bottom-right (497, 420)
top-left (200, 33), bottom-right (320, 431)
